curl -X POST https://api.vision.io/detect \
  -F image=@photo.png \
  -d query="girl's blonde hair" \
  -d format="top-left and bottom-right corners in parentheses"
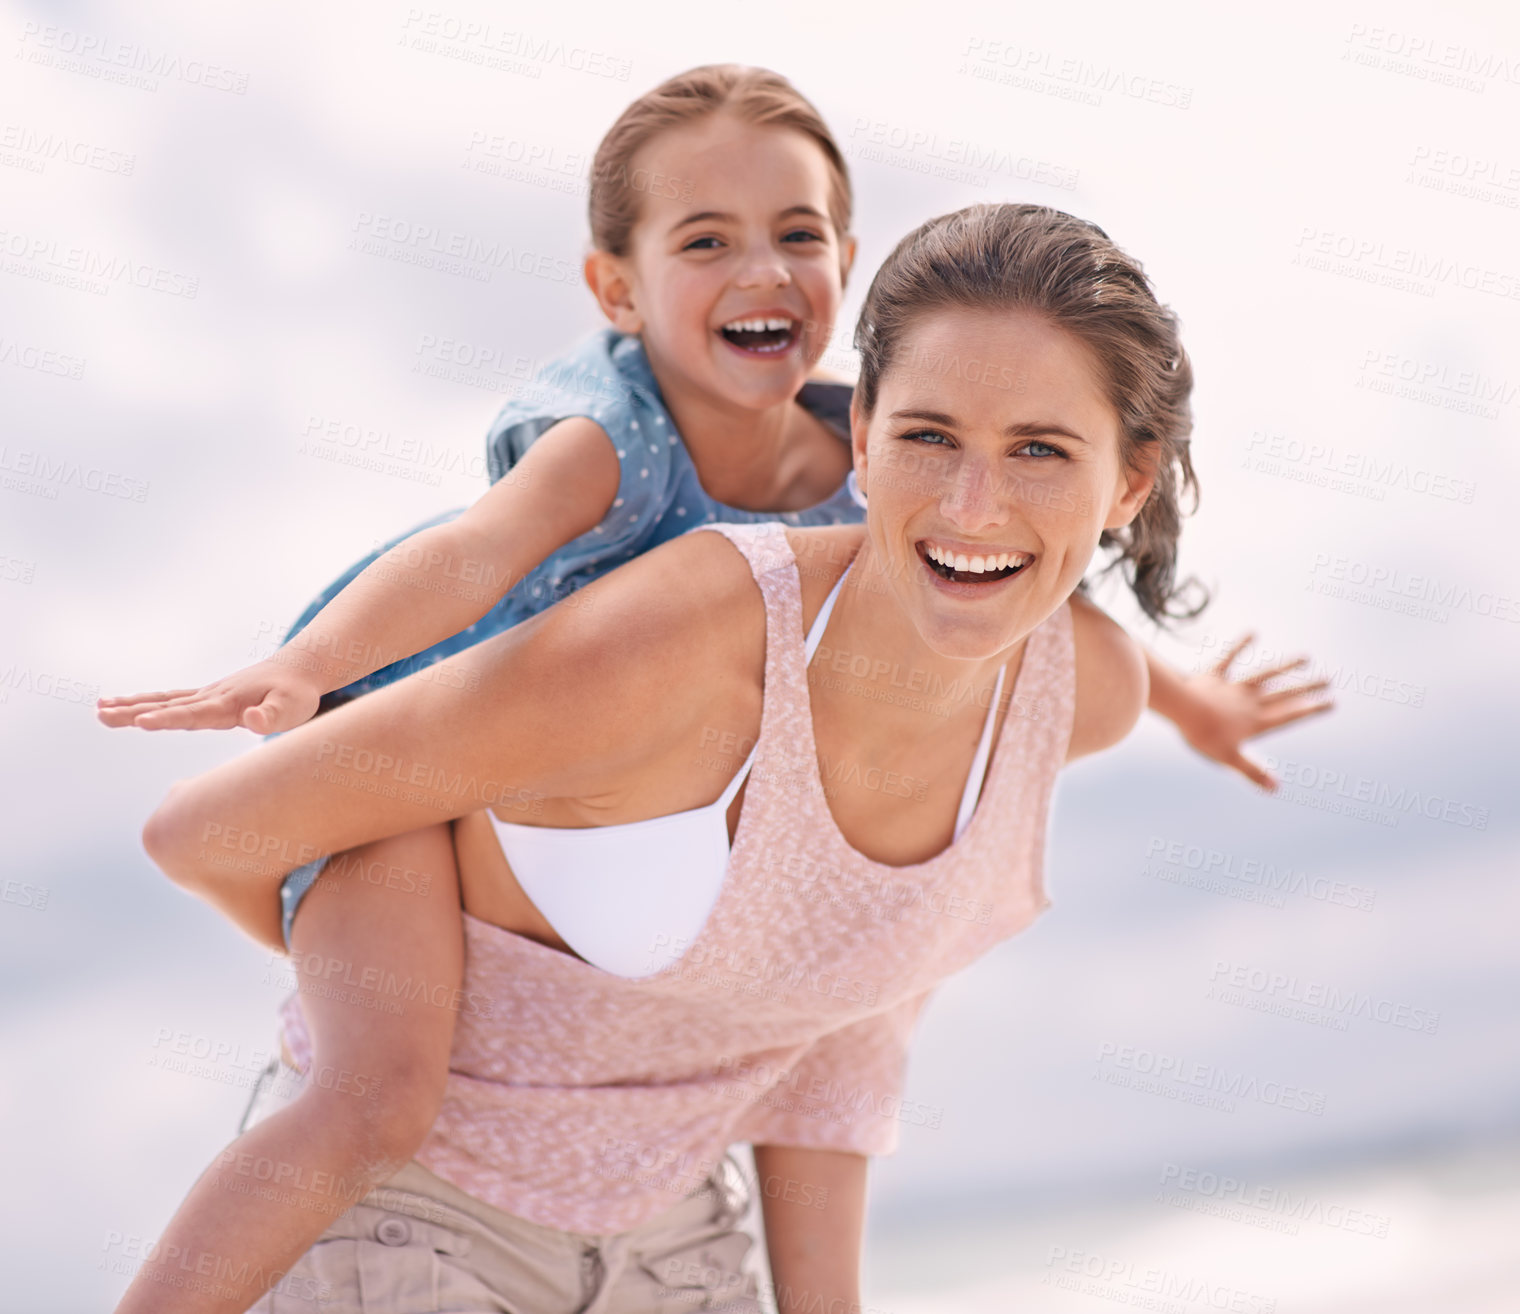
top-left (589, 64), bottom-right (853, 255)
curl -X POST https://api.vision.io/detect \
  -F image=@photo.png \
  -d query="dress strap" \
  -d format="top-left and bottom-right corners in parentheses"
top-left (804, 559), bottom-right (853, 662)
top-left (952, 661), bottom-right (1007, 842)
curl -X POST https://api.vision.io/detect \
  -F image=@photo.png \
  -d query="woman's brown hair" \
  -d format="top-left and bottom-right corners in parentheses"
top-left (588, 64), bottom-right (853, 256)
top-left (854, 202), bottom-right (1207, 626)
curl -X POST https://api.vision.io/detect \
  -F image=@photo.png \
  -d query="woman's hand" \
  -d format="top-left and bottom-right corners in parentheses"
top-left (97, 657), bottom-right (326, 734)
top-left (1146, 634), bottom-right (1335, 790)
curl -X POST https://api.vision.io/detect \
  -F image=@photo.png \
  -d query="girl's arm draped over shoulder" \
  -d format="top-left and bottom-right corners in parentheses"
top-left (141, 529), bottom-right (766, 950)
top-left (98, 416), bottom-right (620, 734)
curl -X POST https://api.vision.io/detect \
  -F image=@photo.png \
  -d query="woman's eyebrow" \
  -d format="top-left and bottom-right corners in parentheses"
top-left (1006, 419), bottom-right (1090, 445)
top-left (889, 409), bottom-right (1091, 445)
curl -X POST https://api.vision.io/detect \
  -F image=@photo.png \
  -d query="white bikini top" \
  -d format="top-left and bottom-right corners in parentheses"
top-left (488, 557), bottom-right (1008, 978)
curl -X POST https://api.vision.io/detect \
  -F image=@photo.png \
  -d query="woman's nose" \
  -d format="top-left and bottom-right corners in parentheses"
top-left (939, 458), bottom-right (1008, 532)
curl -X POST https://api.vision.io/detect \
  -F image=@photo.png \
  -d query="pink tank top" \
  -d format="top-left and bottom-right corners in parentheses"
top-left (279, 521), bottom-right (1076, 1234)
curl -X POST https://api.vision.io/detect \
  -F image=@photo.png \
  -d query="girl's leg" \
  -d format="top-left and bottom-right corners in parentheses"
top-left (112, 823), bottom-right (463, 1314)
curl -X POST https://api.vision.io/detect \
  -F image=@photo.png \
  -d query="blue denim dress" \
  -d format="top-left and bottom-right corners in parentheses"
top-left (277, 329), bottom-right (865, 945)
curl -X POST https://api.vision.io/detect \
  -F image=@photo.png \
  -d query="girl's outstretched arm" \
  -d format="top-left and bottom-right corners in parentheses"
top-left (753, 1145), bottom-right (868, 1313)
top-left (113, 822), bottom-right (461, 1314)
top-left (141, 525), bottom-right (764, 950)
top-left (97, 416), bottom-right (619, 734)
top-left (1142, 635), bottom-right (1335, 789)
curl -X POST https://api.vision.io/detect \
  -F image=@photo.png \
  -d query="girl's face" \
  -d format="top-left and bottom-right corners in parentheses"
top-left (853, 306), bottom-right (1158, 660)
top-left (589, 114), bottom-right (853, 413)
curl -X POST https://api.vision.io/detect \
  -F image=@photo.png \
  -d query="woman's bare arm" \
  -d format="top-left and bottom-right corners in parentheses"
top-left (141, 529), bottom-right (765, 950)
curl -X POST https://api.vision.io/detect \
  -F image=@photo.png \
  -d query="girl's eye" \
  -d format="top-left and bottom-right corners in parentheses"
top-left (781, 229), bottom-right (823, 243)
top-left (682, 236), bottom-right (723, 251)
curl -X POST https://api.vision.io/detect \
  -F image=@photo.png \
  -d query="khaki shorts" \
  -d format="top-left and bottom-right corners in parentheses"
top-left (242, 1062), bottom-right (765, 1313)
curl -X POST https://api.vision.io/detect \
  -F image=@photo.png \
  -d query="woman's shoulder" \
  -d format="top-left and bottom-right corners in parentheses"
top-left (1065, 591), bottom-right (1149, 761)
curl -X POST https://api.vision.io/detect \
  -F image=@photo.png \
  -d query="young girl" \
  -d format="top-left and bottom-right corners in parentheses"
top-left (104, 71), bottom-right (1329, 1314)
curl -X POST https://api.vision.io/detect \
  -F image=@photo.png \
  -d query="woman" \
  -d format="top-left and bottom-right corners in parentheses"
top-left (140, 203), bottom-right (1329, 1312)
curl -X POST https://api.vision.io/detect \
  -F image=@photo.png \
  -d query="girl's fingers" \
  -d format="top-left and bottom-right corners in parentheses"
top-left (1210, 632), bottom-right (1255, 677)
top-left (134, 704), bottom-right (237, 731)
top-left (97, 688), bottom-right (202, 707)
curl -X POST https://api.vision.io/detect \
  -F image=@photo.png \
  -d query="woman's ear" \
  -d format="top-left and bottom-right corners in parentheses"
top-left (583, 251), bottom-right (642, 334)
top-left (1104, 438), bottom-right (1162, 531)
top-left (849, 389), bottom-right (870, 498)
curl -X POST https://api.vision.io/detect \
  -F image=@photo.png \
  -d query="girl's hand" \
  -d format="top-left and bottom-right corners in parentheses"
top-left (96, 658), bottom-right (325, 734)
top-left (1159, 633), bottom-right (1336, 791)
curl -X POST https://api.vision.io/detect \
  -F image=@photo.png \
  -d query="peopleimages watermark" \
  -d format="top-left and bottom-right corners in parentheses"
top-left (1157, 1162), bottom-right (1391, 1239)
top-left (298, 413), bottom-right (488, 487)
top-left (1355, 347), bottom-right (1515, 420)
top-left (1406, 143), bottom-right (1520, 209)
top-left (717, 1053), bottom-right (944, 1129)
top-left (17, 22), bottom-right (251, 95)
top-left (0, 226), bottom-right (199, 298)
top-left (845, 115), bottom-right (1079, 190)
top-left (1241, 428), bottom-right (1475, 505)
top-left (1342, 23), bottom-right (1520, 94)
top-left (1042, 1245), bottom-right (1275, 1313)
top-left (0, 445), bottom-right (148, 502)
top-left (1291, 226), bottom-right (1520, 301)
top-left (645, 934), bottom-right (881, 1006)
top-left (0, 664), bottom-right (100, 707)
top-left (0, 334), bottom-right (87, 380)
top-left (1205, 960), bottom-right (1441, 1035)
top-left (398, 10), bottom-right (632, 81)
top-left (1188, 632), bottom-right (1426, 712)
top-left (98, 1233), bottom-right (327, 1305)
top-left (959, 38), bottom-right (1194, 109)
top-left (1141, 836), bottom-right (1377, 912)
top-left (1093, 1041), bottom-right (1328, 1116)
top-left (1305, 550), bottom-right (1520, 626)
top-left (0, 122), bottom-right (136, 176)
top-left (1256, 752), bottom-right (1490, 831)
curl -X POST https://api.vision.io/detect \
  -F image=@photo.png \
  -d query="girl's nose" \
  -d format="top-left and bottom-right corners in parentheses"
top-left (734, 244), bottom-right (792, 290)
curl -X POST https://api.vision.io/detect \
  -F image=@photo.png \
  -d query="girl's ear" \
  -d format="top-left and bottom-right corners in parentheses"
top-left (838, 233), bottom-right (858, 287)
top-left (583, 251), bottom-right (642, 334)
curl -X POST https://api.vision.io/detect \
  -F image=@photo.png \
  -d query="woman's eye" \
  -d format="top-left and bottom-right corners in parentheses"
top-left (903, 429), bottom-right (951, 446)
top-left (1022, 440), bottom-right (1064, 458)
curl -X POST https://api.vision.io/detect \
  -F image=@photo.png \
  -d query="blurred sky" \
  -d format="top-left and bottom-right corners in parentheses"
top-left (1, 0), bottom-right (1516, 1309)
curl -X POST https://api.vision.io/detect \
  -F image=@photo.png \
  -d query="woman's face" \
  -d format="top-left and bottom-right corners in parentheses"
top-left (596, 114), bottom-right (852, 413)
top-left (853, 305), bottom-right (1157, 660)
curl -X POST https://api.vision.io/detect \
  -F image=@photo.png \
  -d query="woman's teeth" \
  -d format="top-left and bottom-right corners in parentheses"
top-left (719, 317), bottom-right (798, 354)
top-left (922, 542), bottom-right (1031, 582)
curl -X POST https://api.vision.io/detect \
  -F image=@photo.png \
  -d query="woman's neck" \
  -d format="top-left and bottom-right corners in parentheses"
top-left (823, 532), bottom-right (1027, 729)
